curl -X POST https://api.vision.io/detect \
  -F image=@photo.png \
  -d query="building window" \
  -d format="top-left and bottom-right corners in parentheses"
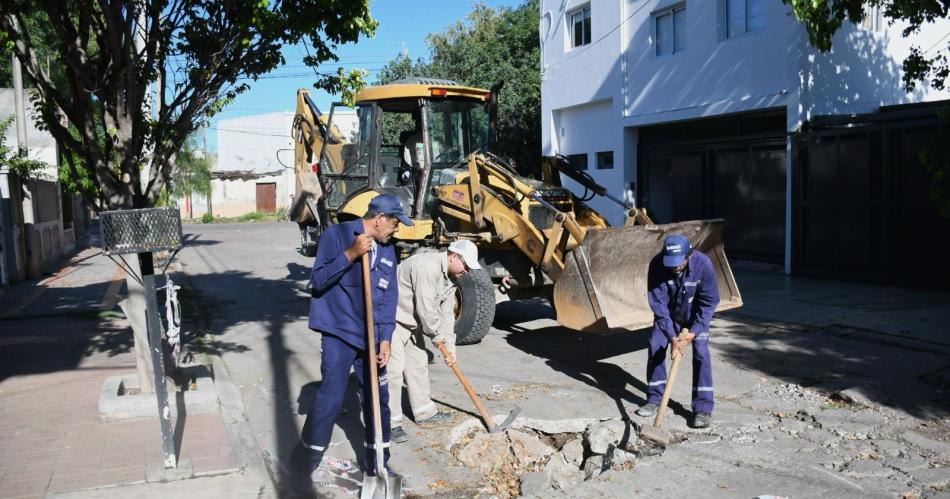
top-left (860, 5), bottom-right (883, 32)
top-left (566, 153), bottom-right (588, 170)
top-left (655, 5), bottom-right (686, 56)
top-left (722, 0), bottom-right (764, 39)
top-left (569, 6), bottom-right (591, 48)
top-left (596, 151), bottom-right (614, 170)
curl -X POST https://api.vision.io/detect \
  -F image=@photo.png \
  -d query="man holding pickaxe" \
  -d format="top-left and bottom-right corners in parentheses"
top-left (636, 234), bottom-right (720, 429)
top-left (387, 240), bottom-right (482, 443)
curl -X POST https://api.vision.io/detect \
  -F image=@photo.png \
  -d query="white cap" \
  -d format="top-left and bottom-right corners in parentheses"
top-left (448, 240), bottom-right (481, 270)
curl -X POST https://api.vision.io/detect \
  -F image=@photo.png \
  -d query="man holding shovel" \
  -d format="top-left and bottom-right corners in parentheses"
top-left (636, 234), bottom-right (720, 429)
top-left (294, 193), bottom-right (412, 484)
top-left (387, 240), bottom-right (481, 443)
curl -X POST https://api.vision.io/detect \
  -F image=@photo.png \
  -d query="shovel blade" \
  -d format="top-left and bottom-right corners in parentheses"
top-left (553, 219), bottom-right (743, 333)
top-left (360, 470), bottom-right (402, 499)
top-left (489, 406), bottom-right (522, 433)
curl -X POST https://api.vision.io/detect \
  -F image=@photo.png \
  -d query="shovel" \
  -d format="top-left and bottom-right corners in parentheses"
top-left (436, 342), bottom-right (520, 433)
top-left (639, 345), bottom-right (684, 448)
top-left (359, 252), bottom-right (402, 499)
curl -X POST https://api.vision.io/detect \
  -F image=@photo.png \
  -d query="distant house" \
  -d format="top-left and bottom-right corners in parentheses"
top-left (540, 0), bottom-right (950, 286)
top-left (189, 108), bottom-right (357, 219)
top-left (1, 88), bottom-right (88, 287)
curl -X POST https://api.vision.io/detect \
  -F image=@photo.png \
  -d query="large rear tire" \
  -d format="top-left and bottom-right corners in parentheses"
top-left (454, 268), bottom-right (496, 345)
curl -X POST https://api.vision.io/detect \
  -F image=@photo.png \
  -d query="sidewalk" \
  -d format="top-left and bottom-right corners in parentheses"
top-left (0, 248), bottom-right (259, 499)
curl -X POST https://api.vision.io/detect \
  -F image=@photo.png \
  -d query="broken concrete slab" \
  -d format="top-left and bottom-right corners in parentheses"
top-left (872, 439), bottom-right (908, 457)
top-left (583, 455), bottom-right (603, 480)
top-left (544, 454), bottom-right (584, 491)
top-left (584, 419), bottom-right (635, 455)
top-left (560, 438), bottom-right (584, 467)
top-left (912, 465), bottom-right (950, 489)
top-left (884, 457), bottom-right (931, 473)
top-left (456, 429), bottom-right (554, 475)
top-left (512, 417), bottom-right (607, 435)
top-left (519, 470), bottom-right (552, 497)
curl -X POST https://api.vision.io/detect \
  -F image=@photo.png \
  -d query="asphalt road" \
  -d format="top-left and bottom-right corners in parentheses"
top-left (173, 221), bottom-right (950, 499)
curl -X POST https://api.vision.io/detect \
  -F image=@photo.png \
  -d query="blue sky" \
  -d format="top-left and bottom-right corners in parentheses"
top-left (206, 0), bottom-right (521, 151)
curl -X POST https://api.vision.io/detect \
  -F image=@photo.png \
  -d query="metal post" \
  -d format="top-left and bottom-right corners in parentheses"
top-left (139, 252), bottom-right (177, 468)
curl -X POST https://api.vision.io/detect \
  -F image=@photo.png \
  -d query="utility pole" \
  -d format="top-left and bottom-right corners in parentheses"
top-left (12, 55), bottom-right (28, 152)
top-left (203, 127), bottom-right (212, 217)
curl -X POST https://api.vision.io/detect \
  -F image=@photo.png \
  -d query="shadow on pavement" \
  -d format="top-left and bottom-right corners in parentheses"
top-left (713, 317), bottom-right (950, 419)
top-left (493, 299), bottom-right (688, 421)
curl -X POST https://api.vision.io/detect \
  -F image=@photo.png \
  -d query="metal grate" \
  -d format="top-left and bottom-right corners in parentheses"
top-left (100, 207), bottom-right (183, 255)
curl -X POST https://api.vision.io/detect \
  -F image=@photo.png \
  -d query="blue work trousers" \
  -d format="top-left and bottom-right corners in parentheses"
top-left (301, 333), bottom-right (391, 474)
top-left (646, 326), bottom-right (714, 413)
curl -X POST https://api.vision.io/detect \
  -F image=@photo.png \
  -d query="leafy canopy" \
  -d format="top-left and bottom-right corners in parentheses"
top-left (0, 0), bottom-right (376, 210)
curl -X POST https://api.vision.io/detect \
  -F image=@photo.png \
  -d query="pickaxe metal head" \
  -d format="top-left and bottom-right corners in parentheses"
top-left (489, 405), bottom-right (521, 433)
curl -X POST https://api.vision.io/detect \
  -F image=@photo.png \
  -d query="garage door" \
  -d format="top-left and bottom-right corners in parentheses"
top-left (638, 110), bottom-right (788, 263)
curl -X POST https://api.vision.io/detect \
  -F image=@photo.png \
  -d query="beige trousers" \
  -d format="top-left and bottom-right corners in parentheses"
top-left (387, 323), bottom-right (438, 427)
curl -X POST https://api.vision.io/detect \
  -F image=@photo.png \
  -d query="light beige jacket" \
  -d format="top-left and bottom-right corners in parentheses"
top-left (395, 251), bottom-right (456, 350)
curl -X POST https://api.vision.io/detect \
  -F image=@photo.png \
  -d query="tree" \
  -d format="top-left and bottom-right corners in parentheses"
top-left (165, 135), bottom-right (212, 218)
top-left (1, 1), bottom-right (376, 393)
top-left (783, 0), bottom-right (949, 91)
top-left (0, 1), bottom-right (376, 212)
top-left (377, 0), bottom-right (541, 176)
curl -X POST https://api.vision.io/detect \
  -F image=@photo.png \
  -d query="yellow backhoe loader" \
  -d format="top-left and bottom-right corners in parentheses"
top-left (290, 78), bottom-right (742, 344)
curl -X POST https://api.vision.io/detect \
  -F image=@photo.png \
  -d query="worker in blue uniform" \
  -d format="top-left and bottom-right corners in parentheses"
top-left (292, 193), bottom-right (413, 484)
top-left (636, 233), bottom-right (721, 429)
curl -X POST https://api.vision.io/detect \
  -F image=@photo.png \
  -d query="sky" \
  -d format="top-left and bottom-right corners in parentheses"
top-left (206, 0), bottom-right (521, 152)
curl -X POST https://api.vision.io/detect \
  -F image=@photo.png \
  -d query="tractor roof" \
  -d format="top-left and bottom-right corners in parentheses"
top-left (355, 77), bottom-right (490, 103)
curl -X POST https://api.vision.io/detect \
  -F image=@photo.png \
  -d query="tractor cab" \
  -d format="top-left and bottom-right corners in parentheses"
top-left (319, 78), bottom-right (491, 222)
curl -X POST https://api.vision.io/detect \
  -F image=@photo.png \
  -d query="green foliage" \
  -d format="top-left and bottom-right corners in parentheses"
top-left (171, 136), bottom-right (213, 200)
top-left (919, 108), bottom-right (950, 219)
top-left (0, 115), bottom-right (49, 179)
top-left (783, 0), bottom-right (950, 91)
top-left (0, 1), bottom-right (377, 210)
top-left (376, 0), bottom-right (541, 176)
top-left (201, 212), bottom-right (215, 223)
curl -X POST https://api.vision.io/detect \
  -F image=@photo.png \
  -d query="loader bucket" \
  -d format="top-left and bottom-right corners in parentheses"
top-left (552, 219), bottom-right (742, 333)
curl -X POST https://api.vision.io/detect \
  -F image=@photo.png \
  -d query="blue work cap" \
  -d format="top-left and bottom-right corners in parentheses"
top-left (367, 193), bottom-right (414, 226)
top-left (662, 234), bottom-right (691, 267)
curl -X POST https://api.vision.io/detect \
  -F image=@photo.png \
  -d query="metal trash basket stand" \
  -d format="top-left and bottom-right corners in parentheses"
top-left (99, 207), bottom-right (183, 469)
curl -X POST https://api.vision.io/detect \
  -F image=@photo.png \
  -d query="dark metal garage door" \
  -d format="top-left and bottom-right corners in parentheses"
top-left (638, 110), bottom-right (788, 263)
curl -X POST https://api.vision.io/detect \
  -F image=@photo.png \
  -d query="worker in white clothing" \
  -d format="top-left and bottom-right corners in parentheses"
top-left (387, 240), bottom-right (481, 443)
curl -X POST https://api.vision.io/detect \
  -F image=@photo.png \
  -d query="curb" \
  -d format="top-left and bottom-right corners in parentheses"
top-left (213, 355), bottom-right (279, 499)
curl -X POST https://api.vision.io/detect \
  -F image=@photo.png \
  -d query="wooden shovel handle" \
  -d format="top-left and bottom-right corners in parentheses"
top-left (361, 253), bottom-right (385, 451)
top-left (653, 349), bottom-right (683, 428)
top-left (436, 342), bottom-right (495, 430)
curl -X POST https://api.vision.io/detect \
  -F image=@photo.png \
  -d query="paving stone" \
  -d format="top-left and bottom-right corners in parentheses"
top-left (874, 439), bottom-right (909, 457)
top-left (903, 431), bottom-right (950, 458)
top-left (913, 466), bottom-right (950, 489)
top-left (885, 457), bottom-right (932, 474)
top-left (844, 459), bottom-right (895, 479)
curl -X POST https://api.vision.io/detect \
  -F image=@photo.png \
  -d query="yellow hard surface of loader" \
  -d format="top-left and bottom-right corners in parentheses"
top-left (290, 78), bottom-right (742, 344)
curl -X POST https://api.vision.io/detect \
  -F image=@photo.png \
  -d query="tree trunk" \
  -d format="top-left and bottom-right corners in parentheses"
top-left (117, 257), bottom-right (156, 393)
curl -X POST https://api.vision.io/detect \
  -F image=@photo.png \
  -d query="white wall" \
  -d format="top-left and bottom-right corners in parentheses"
top-left (620, 0), bottom-right (796, 126)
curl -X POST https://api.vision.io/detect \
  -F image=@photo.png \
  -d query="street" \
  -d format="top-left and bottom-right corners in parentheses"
top-left (173, 221), bottom-right (950, 498)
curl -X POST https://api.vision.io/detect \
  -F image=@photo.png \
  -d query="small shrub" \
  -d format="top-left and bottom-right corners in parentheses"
top-left (201, 212), bottom-right (214, 223)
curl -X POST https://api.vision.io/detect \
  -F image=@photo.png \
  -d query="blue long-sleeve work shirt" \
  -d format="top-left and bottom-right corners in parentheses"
top-left (647, 251), bottom-right (721, 341)
top-left (308, 218), bottom-right (398, 349)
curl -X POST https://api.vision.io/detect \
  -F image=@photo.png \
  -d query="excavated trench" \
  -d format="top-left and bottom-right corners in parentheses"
top-left (444, 417), bottom-right (675, 497)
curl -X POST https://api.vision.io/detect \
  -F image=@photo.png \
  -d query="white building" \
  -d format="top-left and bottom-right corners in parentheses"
top-left (194, 108), bottom-right (358, 219)
top-left (540, 0), bottom-right (950, 284)
top-left (1, 88), bottom-right (86, 285)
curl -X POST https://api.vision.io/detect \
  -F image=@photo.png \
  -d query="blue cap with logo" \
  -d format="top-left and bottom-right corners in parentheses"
top-left (367, 193), bottom-right (414, 226)
top-left (662, 234), bottom-right (691, 267)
